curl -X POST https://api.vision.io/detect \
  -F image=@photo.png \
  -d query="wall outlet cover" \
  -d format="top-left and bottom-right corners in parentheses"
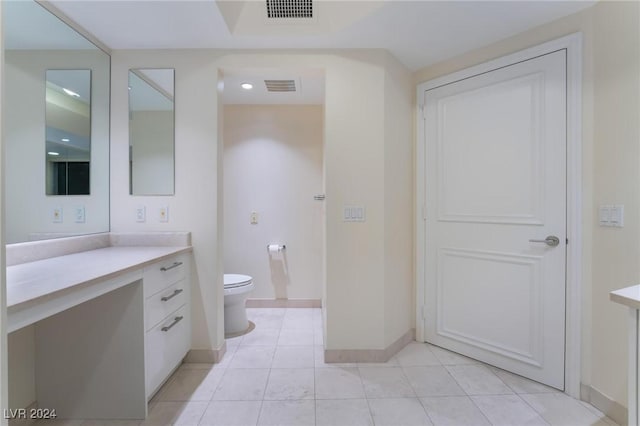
top-left (159, 206), bottom-right (169, 223)
top-left (52, 207), bottom-right (63, 223)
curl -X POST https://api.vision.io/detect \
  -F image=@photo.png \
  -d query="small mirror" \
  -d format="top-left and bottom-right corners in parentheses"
top-left (46, 69), bottom-right (91, 195)
top-left (129, 69), bottom-right (175, 195)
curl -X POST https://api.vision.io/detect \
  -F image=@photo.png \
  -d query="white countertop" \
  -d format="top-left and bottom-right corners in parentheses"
top-left (610, 285), bottom-right (640, 310)
top-left (7, 246), bottom-right (191, 308)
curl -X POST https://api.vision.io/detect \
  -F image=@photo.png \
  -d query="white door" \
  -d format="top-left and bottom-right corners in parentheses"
top-left (423, 50), bottom-right (566, 389)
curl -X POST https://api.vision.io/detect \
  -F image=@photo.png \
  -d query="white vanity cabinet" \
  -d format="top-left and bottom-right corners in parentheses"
top-left (7, 245), bottom-right (194, 420)
top-left (143, 254), bottom-right (191, 398)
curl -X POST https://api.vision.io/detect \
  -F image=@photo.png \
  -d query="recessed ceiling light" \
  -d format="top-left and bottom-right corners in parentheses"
top-left (47, 152), bottom-right (60, 156)
top-left (63, 88), bottom-right (80, 97)
top-left (61, 138), bottom-right (70, 142)
top-left (241, 82), bottom-right (253, 90)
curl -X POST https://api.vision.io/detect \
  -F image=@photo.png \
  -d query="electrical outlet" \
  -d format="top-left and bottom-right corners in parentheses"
top-left (250, 211), bottom-right (258, 225)
top-left (159, 206), bottom-right (169, 223)
top-left (52, 207), bottom-right (63, 223)
top-left (136, 206), bottom-right (146, 223)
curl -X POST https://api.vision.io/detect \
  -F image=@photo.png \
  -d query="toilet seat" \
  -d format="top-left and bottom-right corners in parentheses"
top-left (224, 274), bottom-right (253, 289)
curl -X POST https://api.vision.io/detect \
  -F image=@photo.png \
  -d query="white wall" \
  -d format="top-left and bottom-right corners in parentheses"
top-left (413, 1), bottom-right (640, 416)
top-left (4, 50), bottom-right (110, 244)
top-left (223, 105), bottom-right (323, 301)
top-left (110, 50), bottom-right (414, 355)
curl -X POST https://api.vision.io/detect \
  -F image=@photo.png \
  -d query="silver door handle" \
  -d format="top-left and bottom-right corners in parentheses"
top-left (529, 236), bottom-right (560, 247)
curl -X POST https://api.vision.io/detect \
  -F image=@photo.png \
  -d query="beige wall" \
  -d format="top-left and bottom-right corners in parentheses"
top-left (223, 105), bottom-right (324, 301)
top-left (110, 50), bottom-right (414, 354)
top-left (413, 0), bottom-right (640, 415)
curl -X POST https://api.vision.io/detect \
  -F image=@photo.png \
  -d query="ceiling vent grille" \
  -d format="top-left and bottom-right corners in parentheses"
top-left (265, 80), bottom-right (296, 92)
top-left (266, 0), bottom-right (313, 19)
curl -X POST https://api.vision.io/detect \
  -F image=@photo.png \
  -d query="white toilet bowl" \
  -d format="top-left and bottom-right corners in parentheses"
top-left (223, 274), bottom-right (254, 335)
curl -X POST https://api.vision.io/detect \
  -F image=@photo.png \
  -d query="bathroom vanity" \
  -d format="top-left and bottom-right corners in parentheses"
top-left (7, 235), bottom-right (192, 419)
top-left (610, 285), bottom-right (640, 426)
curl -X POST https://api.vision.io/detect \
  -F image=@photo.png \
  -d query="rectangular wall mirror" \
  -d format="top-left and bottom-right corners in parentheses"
top-left (46, 69), bottom-right (92, 195)
top-left (129, 69), bottom-right (175, 195)
top-left (3, 0), bottom-right (110, 244)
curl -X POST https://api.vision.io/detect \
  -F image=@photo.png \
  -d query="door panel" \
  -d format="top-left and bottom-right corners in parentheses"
top-left (424, 50), bottom-right (566, 389)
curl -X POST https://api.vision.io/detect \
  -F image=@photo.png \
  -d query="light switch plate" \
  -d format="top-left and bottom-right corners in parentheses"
top-left (159, 206), bottom-right (169, 223)
top-left (343, 205), bottom-right (366, 222)
top-left (74, 206), bottom-right (85, 223)
top-left (611, 204), bottom-right (624, 227)
top-left (136, 206), bottom-right (146, 223)
top-left (599, 205), bottom-right (611, 226)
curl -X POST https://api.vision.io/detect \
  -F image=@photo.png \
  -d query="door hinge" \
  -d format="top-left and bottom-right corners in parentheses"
top-left (566, 238), bottom-right (569, 245)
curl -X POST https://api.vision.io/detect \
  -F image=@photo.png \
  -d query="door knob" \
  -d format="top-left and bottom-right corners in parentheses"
top-left (528, 236), bottom-right (560, 247)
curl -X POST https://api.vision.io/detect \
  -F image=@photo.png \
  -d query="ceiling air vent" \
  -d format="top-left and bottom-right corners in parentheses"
top-left (266, 0), bottom-right (313, 19)
top-left (265, 80), bottom-right (296, 92)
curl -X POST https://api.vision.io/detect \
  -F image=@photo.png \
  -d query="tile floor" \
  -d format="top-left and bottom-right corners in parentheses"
top-left (43, 308), bottom-right (619, 426)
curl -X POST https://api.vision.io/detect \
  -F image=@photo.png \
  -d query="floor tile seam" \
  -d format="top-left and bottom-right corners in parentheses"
top-left (465, 394), bottom-right (505, 426)
top-left (444, 364), bottom-right (515, 396)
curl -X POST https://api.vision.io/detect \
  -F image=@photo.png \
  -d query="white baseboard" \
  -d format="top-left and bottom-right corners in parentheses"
top-left (324, 329), bottom-right (415, 363)
top-left (246, 299), bottom-right (321, 308)
top-left (581, 383), bottom-right (627, 426)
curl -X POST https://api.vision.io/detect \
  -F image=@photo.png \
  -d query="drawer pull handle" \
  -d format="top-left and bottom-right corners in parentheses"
top-left (160, 261), bottom-right (183, 272)
top-left (161, 288), bottom-right (184, 302)
top-left (161, 316), bottom-right (184, 332)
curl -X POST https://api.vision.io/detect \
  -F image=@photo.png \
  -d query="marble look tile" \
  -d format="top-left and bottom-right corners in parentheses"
top-left (228, 345), bottom-right (275, 369)
top-left (403, 366), bottom-right (466, 397)
top-left (359, 367), bottom-right (415, 398)
top-left (282, 316), bottom-right (314, 330)
top-left (247, 309), bottom-right (285, 329)
top-left (490, 368), bottom-right (559, 394)
top-left (212, 369), bottom-right (269, 401)
top-left (315, 367), bottom-right (365, 399)
top-left (240, 328), bottom-right (280, 346)
top-left (257, 400), bottom-right (315, 426)
top-left (157, 368), bottom-right (225, 401)
top-left (426, 344), bottom-right (480, 365)
top-left (213, 345), bottom-right (238, 369)
top-left (445, 365), bottom-right (513, 395)
top-left (471, 395), bottom-right (549, 426)
top-left (394, 342), bottom-right (441, 366)
top-left (421, 396), bottom-right (490, 425)
top-left (225, 334), bottom-right (245, 347)
top-left (278, 329), bottom-right (315, 346)
top-left (272, 346), bottom-right (315, 368)
top-left (264, 368), bottom-right (315, 400)
top-left (368, 398), bottom-right (433, 426)
top-left (142, 401), bottom-right (208, 426)
top-left (521, 393), bottom-right (612, 426)
top-left (198, 401), bottom-right (262, 426)
top-left (316, 399), bottom-right (373, 426)
top-left (313, 328), bottom-right (324, 346)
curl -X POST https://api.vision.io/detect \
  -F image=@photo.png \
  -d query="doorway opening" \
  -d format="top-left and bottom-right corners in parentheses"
top-left (220, 67), bottom-right (326, 337)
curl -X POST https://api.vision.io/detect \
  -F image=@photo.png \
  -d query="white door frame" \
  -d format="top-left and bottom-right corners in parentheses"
top-left (415, 33), bottom-right (583, 398)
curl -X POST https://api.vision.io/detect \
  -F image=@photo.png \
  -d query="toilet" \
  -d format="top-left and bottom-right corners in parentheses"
top-left (223, 274), bottom-right (254, 335)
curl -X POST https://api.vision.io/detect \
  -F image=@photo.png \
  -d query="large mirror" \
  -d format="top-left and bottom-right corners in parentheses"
top-left (129, 69), bottom-right (175, 195)
top-left (46, 69), bottom-right (91, 195)
top-left (3, 1), bottom-right (110, 243)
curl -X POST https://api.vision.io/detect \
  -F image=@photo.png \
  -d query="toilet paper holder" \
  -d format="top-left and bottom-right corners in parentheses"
top-left (267, 244), bottom-right (286, 252)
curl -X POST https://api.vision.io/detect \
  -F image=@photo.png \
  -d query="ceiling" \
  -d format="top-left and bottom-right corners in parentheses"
top-left (48, 0), bottom-right (596, 71)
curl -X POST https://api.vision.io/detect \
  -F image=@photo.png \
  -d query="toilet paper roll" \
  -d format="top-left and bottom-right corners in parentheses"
top-left (267, 244), bottom-right (285, 253)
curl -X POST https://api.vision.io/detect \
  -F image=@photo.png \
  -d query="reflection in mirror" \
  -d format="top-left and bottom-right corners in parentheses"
top-left (46, 69), bottom-right (91, 195)
top-left (129, 69), bottom-right (175, 195)
top-left (3, 0), bottom-right (110, 243)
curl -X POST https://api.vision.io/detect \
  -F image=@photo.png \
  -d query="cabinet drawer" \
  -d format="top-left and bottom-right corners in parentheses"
top-left (144, 254), bottom-right (188, 298)
top-left (145, 304), bottom-right (190, 398)
top-left (145, 280), bottom-right (188, 331)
